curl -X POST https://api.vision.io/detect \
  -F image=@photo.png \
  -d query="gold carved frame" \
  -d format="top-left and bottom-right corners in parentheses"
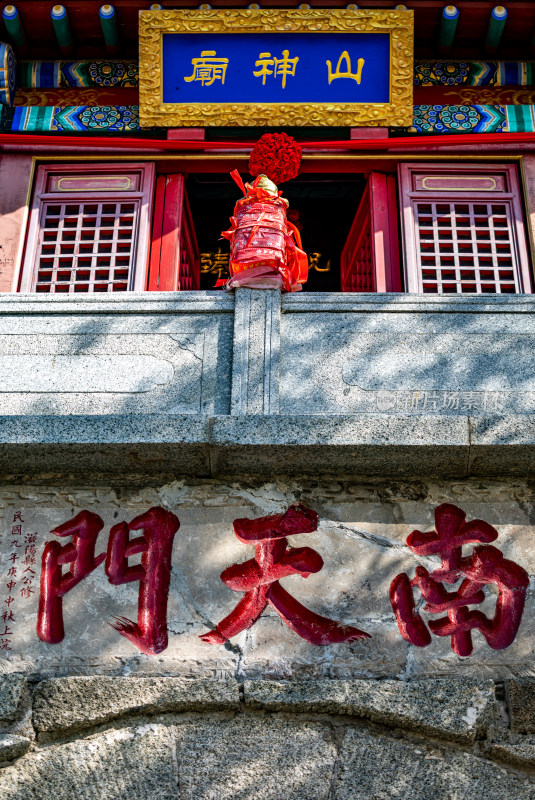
top-left (138, 9), bottom-right (414, 128)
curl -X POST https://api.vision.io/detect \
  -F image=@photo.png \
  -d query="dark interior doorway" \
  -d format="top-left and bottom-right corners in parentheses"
top-left (186, 172), bottom-right (367, 291)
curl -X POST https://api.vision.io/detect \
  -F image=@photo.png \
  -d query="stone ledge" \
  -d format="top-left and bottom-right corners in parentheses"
top-left (0, 290), bottom-right (235, 315)
top-left (0, 414), bottom-right (211, 444)
top-left (0, 413), bottom-right (470, 478)
top-left (470, 417), bottom-right (535, 474)
top-left (4, 413), bottom-right (535, 478)
top-left (210, 414), bottom-right (470, 477)
top-left (282, 292), bottom-right (535, 314)
top-left (32, 677), bottom-right (240, 736)
top-left (0, 415), bottom-right (212, 477)
top-left (244, 678), bottom-right (495, 744)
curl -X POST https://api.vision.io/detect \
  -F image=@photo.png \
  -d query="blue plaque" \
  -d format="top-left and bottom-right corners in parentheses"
top-left (162, 33), bottom-right (390, 105)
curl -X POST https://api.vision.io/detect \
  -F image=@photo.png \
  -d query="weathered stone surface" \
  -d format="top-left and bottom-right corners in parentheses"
top-left (175, 716), bottom-right (336, 800)
top-left (507, 679), bottom-right (535, 733)
top-left (0, 724), bottom-right (177, 799)
top-left (0, 735), bottom-right (31, 763)
top-left (3, 292), bottom-right (535, 478)
top-left (0, 292), bottom-right (234, 417)
top-left (240, 617), bottom-right (409, 681)
top-left (32, 677), bottom-right (240, 734)
top-left (244, 678), bottom-right (494, 743)
top-left (280, 293), bottom-right (535, 418)
top-left (1, 478), bottom-right (535, 680)
top-left (336, 727), bottom-right (535, 800)
top-left (0, 674), bottom-right (25, 724)
top-left (490, 739), bottom-right (535, 768)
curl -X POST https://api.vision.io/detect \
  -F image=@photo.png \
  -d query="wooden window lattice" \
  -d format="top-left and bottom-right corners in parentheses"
top-left (36, 200), bottom-right (139, 293)
top-left (416, 201), bottom-right (519, 294)
top-left (400, 164), bottom-right (532, 295)
top-left (343, 228), bottom-right (373, 292)
top-left (19, 164), bottom-right (154, 294)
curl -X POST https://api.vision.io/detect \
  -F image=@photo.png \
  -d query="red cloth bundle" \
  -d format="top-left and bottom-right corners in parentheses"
top-left (220, 170), bottom-right (308, 292)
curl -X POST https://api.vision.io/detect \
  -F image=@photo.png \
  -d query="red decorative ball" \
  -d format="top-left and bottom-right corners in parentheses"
top-left (249, 132), bottom-right (302, 185)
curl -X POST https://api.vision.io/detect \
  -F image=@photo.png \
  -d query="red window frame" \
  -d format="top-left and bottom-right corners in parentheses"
top-left (399, 163), bottom-right (533, 295)
top-left (148, 173), bottom-right (200, 291)
top-left (19, 163), bottom-right (155, 294)
top-left (18, 159), bottom-right (534, 297)
top-left (341, 171), bottom-right (401, 293)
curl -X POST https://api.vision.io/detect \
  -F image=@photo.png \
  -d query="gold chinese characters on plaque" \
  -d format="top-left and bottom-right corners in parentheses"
top-left (138, 9), bottom-right (414, 128)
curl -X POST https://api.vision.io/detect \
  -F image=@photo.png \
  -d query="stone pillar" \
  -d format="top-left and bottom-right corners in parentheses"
top-left (230, 288), bottom-right (281, 415)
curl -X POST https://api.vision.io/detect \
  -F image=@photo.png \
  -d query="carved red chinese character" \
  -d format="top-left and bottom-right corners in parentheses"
top-left (37, 507), bottom-right (179, 656)
top-left (37, 510), bottom-right (105, 644)
top-left (390, 503), bottom-right (529, 657)
top-left (201, 505), bottom-right (369, 646)
top-left (105, 507), bottom-right (180, 656)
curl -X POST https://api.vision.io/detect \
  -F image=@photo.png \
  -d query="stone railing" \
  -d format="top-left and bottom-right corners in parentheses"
top-left (2, 289), bottom-right (535, 478)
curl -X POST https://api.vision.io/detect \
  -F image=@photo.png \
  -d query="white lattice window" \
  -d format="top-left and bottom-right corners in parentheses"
top-left (399, 164), bottom-right (532, 294)
top-left (19, 164), bottom-right (155, 293)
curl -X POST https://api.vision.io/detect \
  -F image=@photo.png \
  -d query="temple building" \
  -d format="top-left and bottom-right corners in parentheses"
top-left (0, 2), bottom-right (535, 798)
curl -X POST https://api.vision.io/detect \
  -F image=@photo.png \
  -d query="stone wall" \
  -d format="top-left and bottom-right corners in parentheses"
top-left (1, 674), bottom-right (535, 799)
top-left (2, 476), bottom-right (534, 796)
top-left (1, 477), bottom-right (534, 680)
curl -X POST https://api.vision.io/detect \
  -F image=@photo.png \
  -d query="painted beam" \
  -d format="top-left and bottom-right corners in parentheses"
top-left (0, 42), bottom-right (17, 106)
top-left (1, 5), bottom-right (27, 56)
top-left (438, 5), bottom-right (459, 55)
top-left (485, 5), bottom-right (507, 56)
top-left (51, 5), bottom-right (74, 58)
top-left (99, 4), bottom-right (119, 55)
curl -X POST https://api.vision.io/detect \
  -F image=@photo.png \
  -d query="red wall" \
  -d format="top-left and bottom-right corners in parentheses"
top-left (0, 155), bottom-right (33, 292)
